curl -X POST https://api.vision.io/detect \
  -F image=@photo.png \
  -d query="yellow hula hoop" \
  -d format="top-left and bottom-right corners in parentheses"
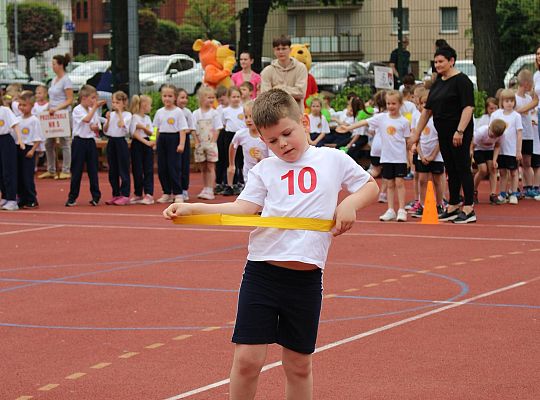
top-left (172, 214), bottom-right (334, 232)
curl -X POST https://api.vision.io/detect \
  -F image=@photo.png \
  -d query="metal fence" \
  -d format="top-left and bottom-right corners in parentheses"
top-left (0, 0), bottom-right (538, 96)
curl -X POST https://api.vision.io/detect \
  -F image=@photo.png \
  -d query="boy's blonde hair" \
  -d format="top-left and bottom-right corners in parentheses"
top-left (130, 94), bottom-right (152, 114)
top-left (252, 89), bottom-right (302, 129)
top-left (498, 88), bottom-right (516, 106)
top-left (239, 81), bottom-right (254, 92)
top-left (489, 118), bottom-right (506, 137)
top-left (79, 84), bottom-right (97, 98)
top-left (517, 69), bottom-right (533, 86)
top-left (19, 90), bottom-right (35, 104)
top-left (197, 85), bottom-right (215, 103)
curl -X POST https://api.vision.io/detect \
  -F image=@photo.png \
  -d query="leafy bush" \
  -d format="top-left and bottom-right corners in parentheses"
top-left (74, 53), bottom-right (99, 62)
top-left (474, 90), bottom-right (488, 118)
top-left (331, 85), bottom-right (373, 112)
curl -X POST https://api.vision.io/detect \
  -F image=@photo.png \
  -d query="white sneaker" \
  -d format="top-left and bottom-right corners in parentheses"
top-left (141, 194), bottom-right (155, 205)
top-left (129, 196), bottom-right (143, 204)
top-left (182, 190), bottom-right (190, 201)
top-left (535, 194), bottom-right (540, 201)
top-left (396, 208), bottom-right (407, 222)
top-left (2, 200), bottom-right (19, 211)
top-left (0, 199), bottom-right (6, 207)
top-left (379, 208), bottom-right (396, 221)
top-left (174, 194), bottom-right (184, 203)
top-left (508, 194), bottom-right (518, 205)
top-left (199, 189), bottom-right (215, 200)
top-left (157, 194), bottom-right (173, 204)
top-left (378, 192), bottom-right (387, 203)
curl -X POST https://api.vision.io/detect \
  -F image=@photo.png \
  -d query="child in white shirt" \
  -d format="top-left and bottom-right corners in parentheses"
top-left (177, 88), bottom-right (195, 201)
top-left (490, 89), bottom-right (523, 204)
top-left (308, 97), bottom-right (330, 147)
top-left (103, 91), bottom-right (132, 205)
top-left (163, 89), bottom-right (378, 400)
top-left (66, 85), bottom-right (106, 207)
top-left (192, 86), bottom-right (223, 200)
top-left (225, 101), bottom-right (268, 194)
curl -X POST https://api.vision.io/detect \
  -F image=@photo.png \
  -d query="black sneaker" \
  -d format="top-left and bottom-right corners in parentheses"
top-left (214, 184), bottom-right (224, 195)
top-left (438, 208), bottom-right (460, 222)
top-left (222, 185), bottom-right (234, 196)
top-left (233, 183), bottom-right (243, 195)
top-left (452, 210), bottom-right (477, 224)
top-left (411, 205), bottom-right (423, 218)
top-left (89, 199), bottom-right (99, 206)
top-left (22, 202), bottom-right (39, 209)
top-left (65, 199), bottom-right (77, 207)
top-left (437, 205), bottom-right (445, 218)
top-left (489, 193), bottom-right (498, 205)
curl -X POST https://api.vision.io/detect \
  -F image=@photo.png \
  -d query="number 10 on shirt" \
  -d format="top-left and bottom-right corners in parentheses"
top-left (281, 167), bottom-right (317, 195)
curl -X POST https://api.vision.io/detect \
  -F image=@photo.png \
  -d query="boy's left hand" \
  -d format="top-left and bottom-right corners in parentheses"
top-left (163, 203), bottom-right (193, 219)
top-left (25, 150), bottom-right (34, 158)
top-left (332, 203), bottom-right (356, 237)
top-left (176, 144), bottom-right (184, 153)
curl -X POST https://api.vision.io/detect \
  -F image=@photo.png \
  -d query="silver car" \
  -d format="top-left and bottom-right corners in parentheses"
top-left (139, 54), bottom-right (204, 94)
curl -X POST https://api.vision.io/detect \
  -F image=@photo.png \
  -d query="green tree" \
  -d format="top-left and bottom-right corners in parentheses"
top-left (138, 9), bottom-right (158, 55)
top-left (182, 0), bottom-right (236, 43)
top-left (155, 19), bottom-right (182, 55)
top-left (7, 2), bottom-right (63, 76)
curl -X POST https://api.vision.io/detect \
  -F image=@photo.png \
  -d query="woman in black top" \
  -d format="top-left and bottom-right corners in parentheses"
top-left (412, 46), bottom-right (476, 223)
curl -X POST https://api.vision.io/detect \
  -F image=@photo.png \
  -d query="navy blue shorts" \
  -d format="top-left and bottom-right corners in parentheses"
top-left (473, 150), bottom-right (494, 165)
top-left (370, 156), bottom-right (381, 166)
top-left (232, 260), bottom-right (322, 354)
top-left (522, 140), bottom-right (533, 156)
top-left (416, 160), bottom-right (445, 174)
top-left (381, 163), bottom-right (408, 179)
top-left (497, 154), bottom-right (518, 170)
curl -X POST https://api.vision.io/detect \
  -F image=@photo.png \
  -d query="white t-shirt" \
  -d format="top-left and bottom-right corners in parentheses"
top-left (534, 71), bottom-right (540, 111)
top-left (105, 111), bottom-right (132, 138)
top-left (490, 109), bottom-right (523, 156)
top-left (49, 75), bottom-right (73, 110)
top-left (231, 128), bottom-right (269, 181)
top-left (238, 146), bottom-right (371, 269)
top-left (32, 102), bottom-right (49, 115)
top-left (130, 114), bottom-right (153, 139)
top-left (153, 107), bottom-right (188, 133)
top-left (181, 107), bottom-right (195, 131)
top-left (17, 115), bottom-right (45, 145)
top-left (474, 114), bottom-right (490, 130)
top-left (72, 104), bottom-right (101, 139)
top-left (308, 114), bottom-right (330, 134)
top-left (515, 93), bottom-right (535, 140)
top-left (192, 108), bottom-right (223, 143)
top-left (400, 100), bottom-right (416, 120)
top-left (222, 105), bottom-right (246, 132)
top-left (473, 125), bottom-right (501, 151)
top-left (418, 117), bottom-right (443, 162)
top-left (11, 100), bottom-right (22, 117)
top-left (0, 106), bottom-right (19, 137)
top-left (367, 113), bottom-right (410, 163)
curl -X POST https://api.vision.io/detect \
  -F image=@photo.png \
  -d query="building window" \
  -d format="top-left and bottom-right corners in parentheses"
top-left (288, 15), bottom-right (297, 37)
top-left (83, 1), bottom-right (88, 19)
top-left (102, 0), bottom-right (111, 24)
top-left (391, 8), bottom-right (409, 35)
top-left (440, 7), bottom-right (458, 33)
top-left (76, 1), bottom-right (81, 19)
top-left (335, 13), bottom-right (351, 36)
top-left (74, 32), bottom-right (89, 55)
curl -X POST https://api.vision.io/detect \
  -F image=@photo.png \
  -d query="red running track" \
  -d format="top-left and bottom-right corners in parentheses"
top-left (0, 173), bottom-right (539, 399)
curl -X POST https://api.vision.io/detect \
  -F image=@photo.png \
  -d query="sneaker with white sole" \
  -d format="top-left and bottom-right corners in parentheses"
top-left (508, 194), bottom-right (518, 205)
top-left (157, 194), bottom-right (173, 204)
top-left (396, 208), bottom-right (407, 222)
top-left (174, 194), bottom-right (184, 203)
top-left (452, 210), bottom-right (477, 224)
top-left (141, 194), bottom-right (154, 205)
top-left (379, 208), bottom-right (397, 221)
top-left (438, 208), bottom-right (460, 222)
top-left (198, 190), bottom-right (215, 200)
top-left (182, 190), bottom-right (189, 201)
top-left (378, 192), bottom-right (387, 203)
top-left (129, 196), bottom-right (143, 204)
top-left (0, 199), bottom-right (6, 207)
top-left (2, 200), bottom-right (19, 211)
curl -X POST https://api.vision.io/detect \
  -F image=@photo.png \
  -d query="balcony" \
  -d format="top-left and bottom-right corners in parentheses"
top-left (288, 0), bottom-right (363, 10)
top-left (291, 35), bottom-right (363, 60)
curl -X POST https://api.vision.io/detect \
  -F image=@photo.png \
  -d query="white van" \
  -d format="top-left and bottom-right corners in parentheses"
top-left (504, 54), bottom-right (536, 88)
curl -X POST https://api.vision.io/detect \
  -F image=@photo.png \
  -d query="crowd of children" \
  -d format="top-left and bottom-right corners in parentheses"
top-left (1, 63), bottom-right (539, 219)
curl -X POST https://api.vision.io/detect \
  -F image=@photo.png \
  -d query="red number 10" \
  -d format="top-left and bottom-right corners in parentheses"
top-left (281, 167), bottom-right (317, 195)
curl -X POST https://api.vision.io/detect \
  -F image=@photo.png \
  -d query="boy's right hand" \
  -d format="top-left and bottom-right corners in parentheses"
top-left (163, 203), bottom-right (193, 219)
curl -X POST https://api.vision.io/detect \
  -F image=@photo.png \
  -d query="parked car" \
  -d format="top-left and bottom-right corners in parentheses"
top-left (311, 61), bottom-right (373, 94)
top-left (139, 54), bottom-right (203, 94)
top-left (68, 61), bottom-right (111, 92)
top-left (43, 62), bottom-right (82, 85)
top-left (454, 60), bottom-right (477, 89)
top-left (0, 65), bottom-right (45, 92)
top-left (504, 54), bottom-right (536, 88)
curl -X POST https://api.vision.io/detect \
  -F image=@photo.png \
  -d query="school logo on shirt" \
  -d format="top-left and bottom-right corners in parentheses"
top-left (422, 127), bottom-right (430, 135)
top-left (386, 126), bottom-right (397, 135)
top-left (238, 114), bottom-right (245, 120)
top-left (117, 121), bottom-right (123, 128)
top-left (0, 120), bottom-right (4, 127)
top-left (248, 147), bottom-right (260, 158)
top-left (22, 128), bottom-right (29, 135)
top-left (167, 118), bottom-right (175, 125)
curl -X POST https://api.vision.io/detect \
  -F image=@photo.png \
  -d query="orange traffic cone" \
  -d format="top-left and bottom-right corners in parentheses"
top-left (421, 181), bottom-right (439, 225)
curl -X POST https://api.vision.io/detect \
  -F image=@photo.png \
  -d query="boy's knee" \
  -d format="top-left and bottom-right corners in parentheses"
top-left (282, 352), bottom-right (312, 381)
top-left (232, 347), bottom-right (266, 378)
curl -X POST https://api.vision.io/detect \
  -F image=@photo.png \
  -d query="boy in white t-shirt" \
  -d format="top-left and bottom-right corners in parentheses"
top-left (225, 101), bottom-right (268, 194)
top-left (163, 89), bottom-right (378, 399)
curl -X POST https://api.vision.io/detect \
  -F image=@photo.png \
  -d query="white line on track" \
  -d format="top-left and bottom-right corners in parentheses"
top-left (0, 225), bottom-right (64, 236)
top-left (1, 221), bottom-right (539, 242)
top-left (162, 280), bottom-right (530, 400)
